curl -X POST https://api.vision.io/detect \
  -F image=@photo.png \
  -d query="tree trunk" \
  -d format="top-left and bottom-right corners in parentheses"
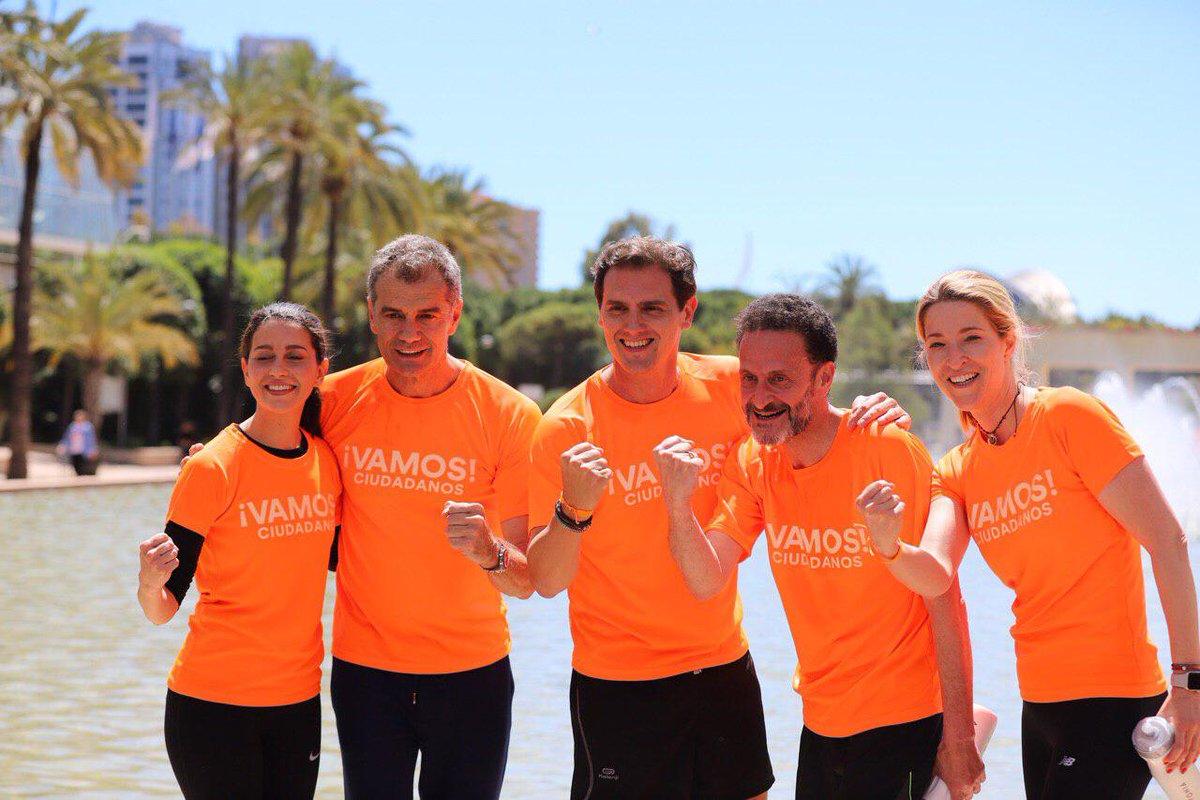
top-left (59, 358), bottom-right (76, 431)
top-left (6, 120), bottom-right (45, 479)
top-left (145, 359), bottom-right (161, 444)
top-left (82, 360), bottom-right (104, 431)
top-left (280, 150), bottom-right (304, 301)
top-left (218, 139), bottom-right (240, 425)
top-left (322, 196), bottom-right (340, 328)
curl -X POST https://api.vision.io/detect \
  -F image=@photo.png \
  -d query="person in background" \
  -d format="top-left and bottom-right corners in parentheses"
top-left (58, 409), bottom-right (99, 476)
top-left (137, 302), bottom-right (340, 800)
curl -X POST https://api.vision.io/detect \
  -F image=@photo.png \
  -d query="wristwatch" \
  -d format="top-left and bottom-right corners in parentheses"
top-left (1170, 670), bottom-right (1200, 691)
top-left (483, 539), bottom-right (507, 573)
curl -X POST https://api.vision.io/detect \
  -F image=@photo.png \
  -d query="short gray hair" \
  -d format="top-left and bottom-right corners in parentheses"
top-left (366, 234), bottom-right (462, 301)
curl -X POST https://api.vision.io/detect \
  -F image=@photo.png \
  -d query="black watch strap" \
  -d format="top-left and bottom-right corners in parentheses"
top-left (555, 499), bottom-right (593, 532)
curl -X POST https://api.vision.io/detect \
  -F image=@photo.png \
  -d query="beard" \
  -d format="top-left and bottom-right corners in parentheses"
top-left (745, 397), bottom-right (812, 446)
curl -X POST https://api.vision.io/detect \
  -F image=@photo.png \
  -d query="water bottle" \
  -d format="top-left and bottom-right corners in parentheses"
top-left (1132, 716), bottom-right (1199, 800)
top-left (924, 705), bottom-right (998, 800)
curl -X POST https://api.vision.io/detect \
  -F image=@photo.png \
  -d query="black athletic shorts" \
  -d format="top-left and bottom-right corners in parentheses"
top-left (331, 655), bottom-right (514, 800)
top-left (569, 650), bottom-right (775, 800)
top-left (1021, 692), bottom-right (1166, 800)
top-left (795, 712), bottom-right (942, 800)
top-left (164, 689), bottom-right (320, 800)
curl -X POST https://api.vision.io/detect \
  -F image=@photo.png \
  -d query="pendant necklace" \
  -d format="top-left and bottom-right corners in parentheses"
top-left (977, 385), bottom-right (1022, 446)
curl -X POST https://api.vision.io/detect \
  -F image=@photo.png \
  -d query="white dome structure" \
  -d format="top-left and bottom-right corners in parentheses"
top-left (1004, 269), bottom-right (1079, 324)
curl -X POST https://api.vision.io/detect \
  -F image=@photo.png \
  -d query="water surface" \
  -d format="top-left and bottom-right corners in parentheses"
top-left (0, 484), bottom-right (1180, 798)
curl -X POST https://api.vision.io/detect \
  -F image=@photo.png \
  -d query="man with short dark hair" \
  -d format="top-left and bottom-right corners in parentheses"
top-left (655, 292), bottom-right (985, 800)
top-left (527, 243), bottom-right (911, 799)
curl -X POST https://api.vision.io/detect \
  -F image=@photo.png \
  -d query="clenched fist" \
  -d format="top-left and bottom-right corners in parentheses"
top-left (856, 479), bottom-right (905, 559)
top-left (559, 442), bottom-right (612, 512)
top-left (652, 435), bottom-right (703, 510)
top-left (138, 533), bottom-right (180, 591)
top-left (442, 501), bottom-right (500, 568)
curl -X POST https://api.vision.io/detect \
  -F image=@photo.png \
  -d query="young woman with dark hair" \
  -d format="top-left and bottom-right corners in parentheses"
top-left (137, 302), bottom-right (341, 800)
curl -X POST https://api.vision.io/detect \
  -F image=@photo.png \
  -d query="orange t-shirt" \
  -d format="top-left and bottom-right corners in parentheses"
top-left (933, 386), bottom-right (1165, 702)
top-left (708, 418), bottom-right (942, 737)
top-left (529, 354), bottom-right (750, 680)
top-left (165, 425), bottom-right (341, 706)
top-left (321, 358), bottom-right (541, 674)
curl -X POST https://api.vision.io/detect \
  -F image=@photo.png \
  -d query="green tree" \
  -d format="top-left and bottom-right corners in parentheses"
top-left (818, 253), bottom-right (881, 321)
top-left (0, 3), bottom-right (143, 477)
top-left (494, 302), bottom-right (606, 390)
top-left (31, 250), bottom-right (201, 425)
top-left (243, 45), bottom-right (373, 300)
top-left (417, 167), bottom-right (521, 289)
top-left (309, 104), bottom-right (408, 328)
top-left (692, 289), bottom-right (754, 354)
top-left (167, 54), bottom-right (268, 425)
top-left (578, 211), bottom-right (678, 283)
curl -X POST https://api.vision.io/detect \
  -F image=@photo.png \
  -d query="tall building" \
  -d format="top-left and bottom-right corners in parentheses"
top-left (503, 203), bottom-right (540, 288)
top-left (237, 34), bottom-right (310, 65)
top-left (113, 22), bottom-right (217, 235)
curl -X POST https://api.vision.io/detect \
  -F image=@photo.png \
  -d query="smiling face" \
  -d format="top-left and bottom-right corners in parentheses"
top-left (241, 319), bottom-right (328, 415)
top-left (597, 264), bottom-right (697, 377)
top-left (920, 299), bottom-right (1016, 415)
top-left (737, 329), bottom-right (834, 446)
top-left (368, 269), bottom-right (462, 386)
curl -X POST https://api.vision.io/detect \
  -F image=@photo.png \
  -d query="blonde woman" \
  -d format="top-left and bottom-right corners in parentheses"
top-left (856, 270), bottom-right (1200, 799)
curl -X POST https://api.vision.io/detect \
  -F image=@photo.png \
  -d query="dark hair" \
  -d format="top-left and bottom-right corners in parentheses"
top-left (734, 293), bottom-right (838, 364)
top-left (367, 234), bottom-right (462, 301)
top-left (590, 236), bottom-right (697, 309)
top-left (239, 302), bottom-right (331, 437)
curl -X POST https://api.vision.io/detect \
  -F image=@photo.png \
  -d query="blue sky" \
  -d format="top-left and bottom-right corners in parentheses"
top-left (74, 0), bottom-right (1199, 326)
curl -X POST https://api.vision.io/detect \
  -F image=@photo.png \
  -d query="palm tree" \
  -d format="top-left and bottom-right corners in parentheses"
top-left (0, 3), bottom-right (143, 478)
top-left (167, 55), bottom-right (267, 425)
top-left (418, 168), bottom-right (522, 289)
top-left (243, 44), bottom-right (364, 300)
top-left (31, 250), bottom-right (201, 426)
top-left (819, 254), bottom-right (881, 320)
top-left (308, 102), bottom-right (409, 327)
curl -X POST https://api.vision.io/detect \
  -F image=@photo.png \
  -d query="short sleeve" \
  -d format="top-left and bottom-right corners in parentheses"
top-left (877, 431), bottom-right (934, 546)
top-left (1048, 388), bottom-right (1142, 496)
top-left (166, 456), bottom-right (233, 537)
top-left (932, 449), bottom-right (965, 505)
top-left (527, 414), bottom-right (583, 532)
top-left (324, 446), bottom-right (344, 527)
top-left (493, 399), bottom-right (542, 523)
top-left (705, 442), bottom-right (764, 558)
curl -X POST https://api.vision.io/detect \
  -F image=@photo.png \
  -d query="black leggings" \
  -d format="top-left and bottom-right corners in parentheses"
top-left (1021, 693), bottom-right (1166, 800)
top-left (795, 713), bottom-right (942, 800)
top-left (331, 656), bottom-right (514, 800)
top-left (164, 690), bottom-right (321, 800)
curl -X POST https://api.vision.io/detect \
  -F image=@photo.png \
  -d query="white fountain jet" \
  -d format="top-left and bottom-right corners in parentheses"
top-left (1092, 373), bottom-right (1200, 538)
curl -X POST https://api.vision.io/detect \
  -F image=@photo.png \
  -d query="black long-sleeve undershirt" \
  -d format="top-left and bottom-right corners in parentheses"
top-left (162, 428), bottom-right (339, 603)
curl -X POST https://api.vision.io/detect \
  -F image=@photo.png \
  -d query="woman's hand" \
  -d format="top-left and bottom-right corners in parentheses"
top-left (138, 533), bottom-right (179, 591)
top-left (856, 479), bottom-right (905, 559)
top-left (1159, 686), bottom-right (1200, 773)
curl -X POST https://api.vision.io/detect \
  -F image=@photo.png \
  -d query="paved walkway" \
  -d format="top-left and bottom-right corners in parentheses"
top-left (0, 449), bottom-right (179, 493)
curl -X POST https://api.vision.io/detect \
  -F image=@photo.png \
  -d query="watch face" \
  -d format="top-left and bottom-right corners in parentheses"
top-left (1190, 672), bottom-right (1200, 691)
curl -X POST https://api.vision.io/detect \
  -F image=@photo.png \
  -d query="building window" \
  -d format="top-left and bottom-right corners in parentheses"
top-left (126, 103), bottom-right (146, 113)
top-left (127, 55), bottom-right (148, 65)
